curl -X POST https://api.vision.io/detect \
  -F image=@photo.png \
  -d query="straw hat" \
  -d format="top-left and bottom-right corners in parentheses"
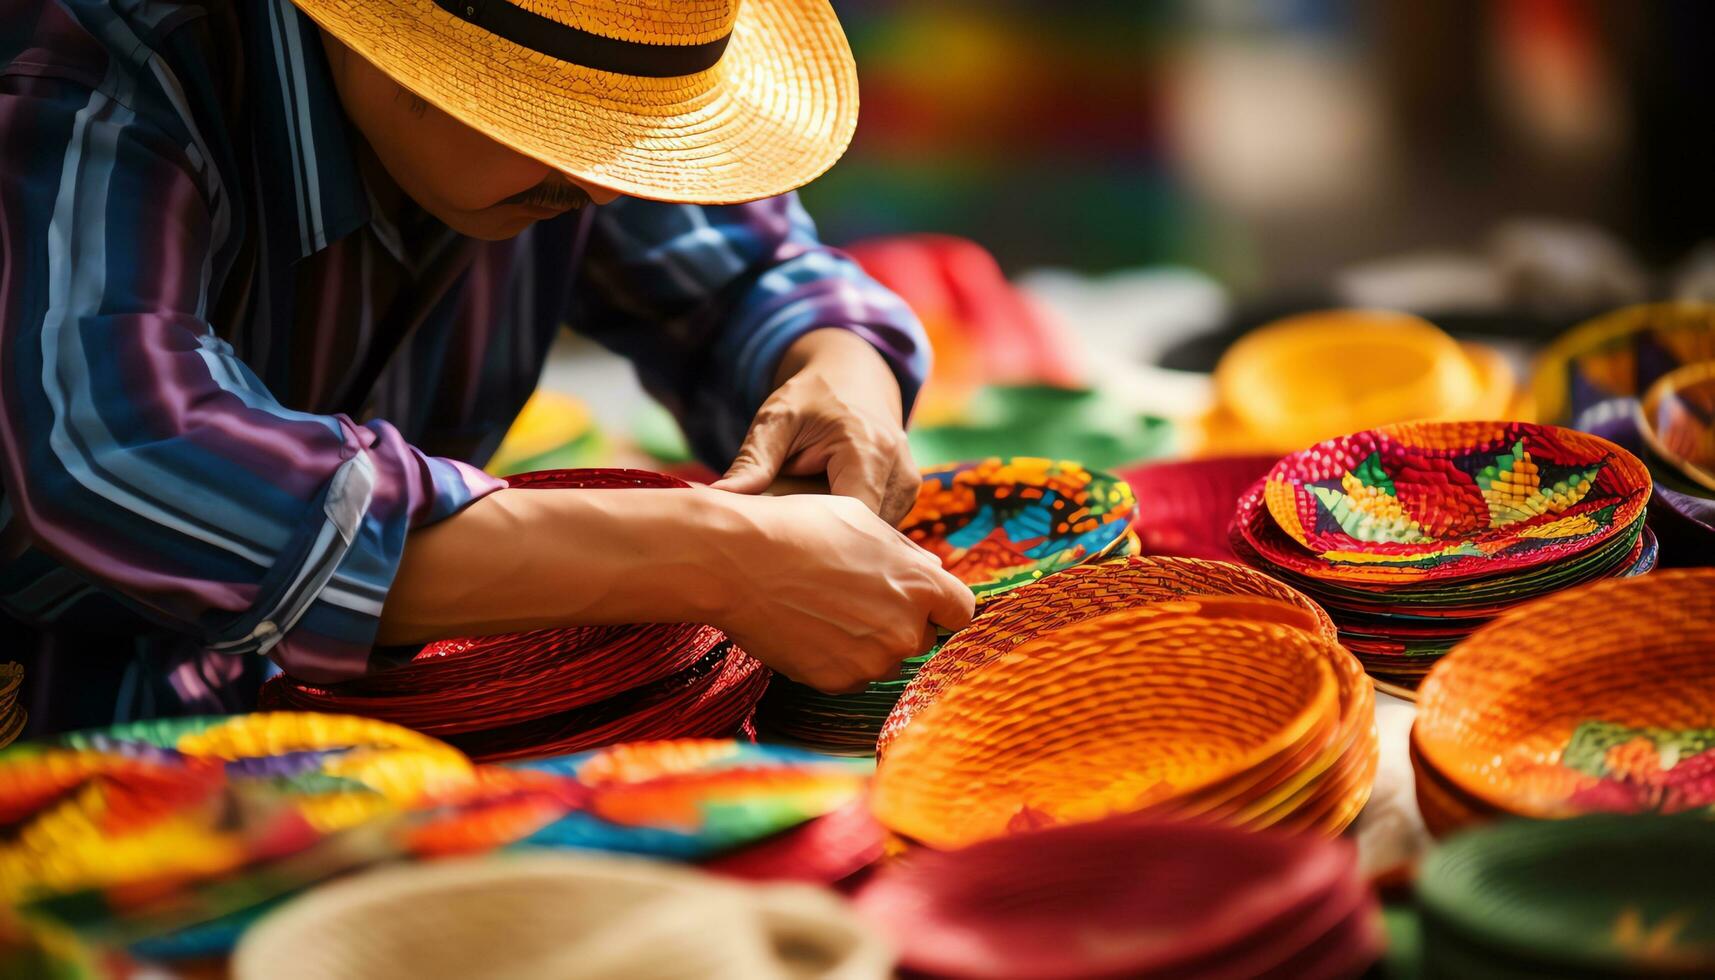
top-left (290, 0), bottom-right (859, 204)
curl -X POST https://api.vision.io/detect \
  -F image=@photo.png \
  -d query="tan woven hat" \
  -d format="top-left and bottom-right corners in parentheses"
top-left (291, 0), bottom-right (859, 204)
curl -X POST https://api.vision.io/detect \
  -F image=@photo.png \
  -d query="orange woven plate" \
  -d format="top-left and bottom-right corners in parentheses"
top-left (878, 556), bottom-right (1337, 757)
top-left (1263, 421), bottom-right (1650, 579)
top-left (870, 610), bottom-right (1340, 849)
top-left (1416, 569), bottom-right (1715, 821)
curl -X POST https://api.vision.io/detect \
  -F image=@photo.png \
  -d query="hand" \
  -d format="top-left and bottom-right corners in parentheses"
top-left (705, 491), bottom-right (974, 694)
top-left (713, 328), bottom-right (922, 526)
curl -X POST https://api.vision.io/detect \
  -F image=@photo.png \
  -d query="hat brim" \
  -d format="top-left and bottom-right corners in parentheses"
top-left (291, 0), bottom-right (858, 205)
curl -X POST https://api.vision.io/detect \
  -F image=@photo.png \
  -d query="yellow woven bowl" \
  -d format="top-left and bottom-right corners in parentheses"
top-left (1417, 569), bottom-right (1715, 820)
top-left (871, 610), bottom-right (1339, 849)
top-left (1214, 310), bottom-right (1480, 450)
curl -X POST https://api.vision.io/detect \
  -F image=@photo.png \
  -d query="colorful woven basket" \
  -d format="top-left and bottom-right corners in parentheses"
top-left (1261, 422), bottom-right (1649, 580)
top-left (1415, 570), bottom-right (1715, 828)
top-left (853, 817), bottom-right (1382, 980)
top-left (1639, 361), bottom-right (1715, 494)
top-left (900, 458), bottom-right (1136, 603)
top-left (872, 610), bottom-right (1345, 848)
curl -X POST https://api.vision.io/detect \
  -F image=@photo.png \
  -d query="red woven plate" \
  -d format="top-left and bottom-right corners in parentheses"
top-left (1116, 454), bottom-right (1277, 562)
top-left (852, 818), bottom-right (1380, 980)
top-left (1261, 422), bottom-right (1649, 581)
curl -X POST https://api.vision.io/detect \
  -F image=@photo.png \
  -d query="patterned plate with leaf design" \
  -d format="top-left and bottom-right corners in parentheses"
top-left (1261, 422), bottom-right (1649, 578)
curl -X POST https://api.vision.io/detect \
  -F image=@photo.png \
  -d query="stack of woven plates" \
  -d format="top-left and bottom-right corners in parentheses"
top-left (1417, 815), bottom-right (1715, 977)
top-left (853, 817), bottom-right (1382, 979)
top-left (0, 664), bottom-right (22, 749)
top-left (263, 469), bottom-right (770, 762)
top-left (756, 459), bottom-right (1137, 754)
top-left (1231, 421), bottom-right (1656, 689)
top-left (871, 558), bottom-right (1377, 847)
top-left (1411, 569), bottom-right (1715, 837)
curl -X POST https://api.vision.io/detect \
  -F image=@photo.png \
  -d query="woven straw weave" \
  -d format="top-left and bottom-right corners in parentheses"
top-left (871, 611), bottom-right (1340, 849)
top-left (1416, 569), bottom-right (1715, 819)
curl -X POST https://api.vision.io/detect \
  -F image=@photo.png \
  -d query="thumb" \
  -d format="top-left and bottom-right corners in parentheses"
top-left (711, 414), bottom-right (794, 494)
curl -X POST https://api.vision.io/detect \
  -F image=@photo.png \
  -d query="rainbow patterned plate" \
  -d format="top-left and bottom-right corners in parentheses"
top-left (1259, 422), bottom-right (1649, 581)
top-left (901, 458), bottom-right (1136, 602)
top-left (509, 740), bottom-right (871, 859)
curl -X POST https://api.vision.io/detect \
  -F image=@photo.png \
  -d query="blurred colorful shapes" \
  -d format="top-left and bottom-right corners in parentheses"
top-left (1639, 360), bottom-right (1715, 494)
top-left (510, 740), bottom-right (872, 861)
top-left (1202, 310), bottom-right (1517, 454)
top-left (1532, 301), bottom-right (1715, 431)
top-left (1117, 454), bottom-right (1277, 561)
top-left (487, 391), bottom-right (605, 476)
top-left (909, 384), bottom-right (1172, 470)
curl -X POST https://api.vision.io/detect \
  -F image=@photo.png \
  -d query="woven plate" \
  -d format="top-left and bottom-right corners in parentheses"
top-left (1417, 569), bottom-right (1715, 819)
top-left (871, 610), bottom-right (1339, 849)
top-left (1116, 454), bottom-right (1277, 562)
top-left (232, 854), bottom-right (894, 980)
top-left (879, 556), bottom-right (1338, 757)
top-left (508, 740), bottom-right (871, 860)
top-left (1419, 815), bottom-right (1715, 975)
top-left (1532, 301), bottom-right (1715, 429)
top-left (1214, 309), bottom-right (1482, 451)
top-left (901, 458), bottom-right (1136, 602)
top-left (1640, 361), bottom-right (1715, 493)
top-left (853, 817), bottom-right (1380, 980)
top-left (1262, 422), bottom-right (1650, 577)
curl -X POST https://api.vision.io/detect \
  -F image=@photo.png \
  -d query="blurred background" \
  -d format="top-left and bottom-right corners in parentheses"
top-left (807, 0), bottom-right (1715, 291)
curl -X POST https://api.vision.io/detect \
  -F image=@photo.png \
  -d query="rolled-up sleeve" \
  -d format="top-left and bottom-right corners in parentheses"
top-left (570, 193), bottom-right (931, 465)
top-left (0, 76), bottom-right (501, 684)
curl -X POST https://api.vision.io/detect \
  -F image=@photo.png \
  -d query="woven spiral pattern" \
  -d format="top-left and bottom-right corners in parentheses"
top-left (1416, 569), bottom-right (1715, 826)
top-left (878, 556), bottom-right (1337, 756)
top-left (871, 610), bottom-right (1342, 849)
top-left (289, 0), bottom-right (859, 205)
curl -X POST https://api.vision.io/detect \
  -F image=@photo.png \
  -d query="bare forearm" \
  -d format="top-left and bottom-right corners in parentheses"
top-left (377, 487), bottom-right (737, 644)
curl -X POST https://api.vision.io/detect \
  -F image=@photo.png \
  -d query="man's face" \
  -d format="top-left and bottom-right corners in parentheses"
top-left (320, 33), bottom-right (620, 240)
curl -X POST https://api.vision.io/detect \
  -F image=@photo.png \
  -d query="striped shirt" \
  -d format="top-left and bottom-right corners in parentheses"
top-left (0, 0), bottom-right (928, 733)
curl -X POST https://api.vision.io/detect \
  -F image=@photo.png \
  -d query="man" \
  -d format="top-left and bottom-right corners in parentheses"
top-left (0, 0), bottom-right (974, 733)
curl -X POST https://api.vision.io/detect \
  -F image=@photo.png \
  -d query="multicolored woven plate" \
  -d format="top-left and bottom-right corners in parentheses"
top-left (872, 610), bottom-right (1343, 848)
top-left (1261, 422), bottom-right (1650, 579)
top-left (1416, 570), bottom-right (1715, 823)
top-left (901, 458), bottom-right (1136, 603)
top-left (509, 740), bottom-right (871, 860)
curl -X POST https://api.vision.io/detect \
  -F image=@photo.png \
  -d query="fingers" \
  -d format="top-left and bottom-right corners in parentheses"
top-left (712, 410), bottom-right (793, 495)
top-left (925, 567), bottom-right (976, 632)
top-left (879, 458), bottom-right (922, 527)
top-left (918, 620), bottom-right (942, 655)
top-left (824, 440), bottom-right (889, 515)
